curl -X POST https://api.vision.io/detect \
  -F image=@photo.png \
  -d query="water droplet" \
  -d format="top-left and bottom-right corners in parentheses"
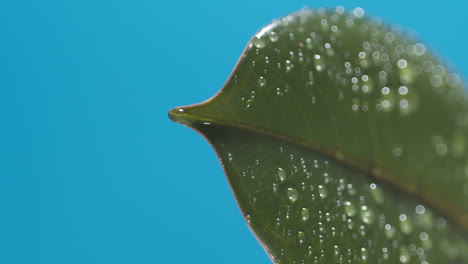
top-left (385, 224), bottom-right (395, 238)
top-left (436, 217), bottom-right (447, 229)
top-left (413, 43), bottom-right (426, 56)
top-left (399, 214), bottom-right (413, 235)
top-left (415, 205), bottom-right (425, 215)
top-left (273, 183), bottom-right (278, 193)
top-left (399, 214), bottom-right (407, 221)
top-left (325, 42), bottom-right (335, 56)
top-left (393, 147), bottom-right (402, 157)
top-left (422, 60), bottom-right (434, 72)
top-left (297, 230), bottom-right (306, 245)
top-left (381, 87), bottom-right (390, 95)
top-left (399, 247), bottom-right (411, 263)
top-left (447, 73), bottom-right (461, 87)
top-left (360, 206), bottom-right (375, 224)
top-left (352, 97), bottom-right (360, 112)
top-left (353, 7), bottom-right (365, 18)
top-left (346, 184), bottom-right (356, 195)
top-left (305, 37), bottom-right (314, 50)
top-left (369, 183), bottom-right (384, 204)
top-left (435, 143), bottom-right (448, 156)
top-left (347, 218), bottom-right (354, 230)
top-left (419, 232), bottom-right (428, 241)
top-left (399, 99), bottom-right (409, 109)
top-left (314, 54), bottom-right (326, 72)
top-left (252, 37), bottom-right (266, 49)
top-left (258, 76), bottom-right (266, 87)
top-left (268, 32), bottom-right (279, 42)
top-left (433, 65), bottom-right (446, 76)
top-left (382, 247), bottom-right (389, 260)
top-left (333, 245), bottom-right (341, 259)
top-left (397, 59), bottom-right (408, 69)
top-left (245, 214), bottom-right (251, 224)
top-left (307, 245), bottom-right (313, 256)
top-left (344, 201), bottom-right (357, 217)
top-left (318, 185), bottom-right (327, 198)
top-left (301, 207), bottom-right (310, 221)
top-left (401, 65), bottom-right (415, 89)
top-left (287, 187), bottom-right (299, 202)
top-left (285, 60), bottom-right (294, 72)
top-left (358, 51), bottom-right (366, 59)
top-left (398, 90), bottom-right (418, 115)
top-left (379, 86), bottom-right (396, 112)
top-left (419, 210), bottom-right (434, 229)
top-left (361, 247), bottom-right (368, 262)
top-left (398, 86), bottom-right (408, 95)
top-left (277, 167), bottom-right (287, 182)
top-left (421, 232), bottom-right (432, 249)
top-left (431, 75), bottom-right (443, 87)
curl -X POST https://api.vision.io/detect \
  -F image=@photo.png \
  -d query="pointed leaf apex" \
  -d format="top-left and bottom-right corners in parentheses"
top-left (169, 106), bottom-right (214, 129)
top-left (168, 107), bottom-right (192, 126)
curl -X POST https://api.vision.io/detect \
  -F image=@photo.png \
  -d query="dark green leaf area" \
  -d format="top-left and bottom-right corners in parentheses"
top-left (182, 9), bottom-right (468, 228)
top-left (200, 124), bottom-right (468, 264)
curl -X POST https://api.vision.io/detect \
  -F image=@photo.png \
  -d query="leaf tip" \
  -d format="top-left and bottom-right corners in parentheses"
top-left (168, 107), bottom-right (190, 125)
top-left (168, 106), bottom-right (211, 129)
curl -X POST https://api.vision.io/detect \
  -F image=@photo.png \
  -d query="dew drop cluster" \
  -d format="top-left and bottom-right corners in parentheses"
top-left (213, 6), bottom-right (468, 264)
top-left (220, 135), bottom-right (468, 264)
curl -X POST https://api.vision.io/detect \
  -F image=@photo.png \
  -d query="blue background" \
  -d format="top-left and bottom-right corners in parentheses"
top-left (1, 0), bottom-right (467, 263)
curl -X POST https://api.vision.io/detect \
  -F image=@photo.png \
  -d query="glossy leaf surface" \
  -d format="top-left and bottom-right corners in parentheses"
top-left (169, 8), bottom-right (468, 263)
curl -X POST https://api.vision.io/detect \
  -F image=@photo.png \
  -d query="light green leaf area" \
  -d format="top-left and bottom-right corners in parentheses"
top-left (169, 7), bottom-right (468, 264)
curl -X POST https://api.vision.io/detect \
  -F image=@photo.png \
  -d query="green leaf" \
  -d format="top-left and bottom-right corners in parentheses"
top-left (169, 7), bottom-right (468, 264)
